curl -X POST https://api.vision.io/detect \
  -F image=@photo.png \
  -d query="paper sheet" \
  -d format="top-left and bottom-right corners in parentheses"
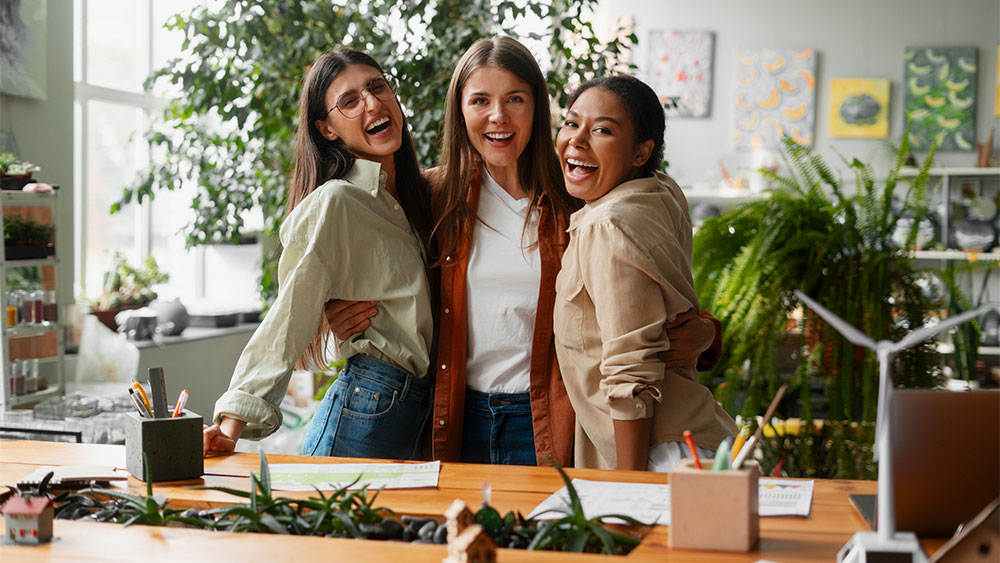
top-left (268, 461), bottom-right (440, 491)
top-left (758, 478), bottom-right (814, 517)
top-left (527, 479), bottom-right (671, 525)
top-left (526, 477), bottom-right (815, 525)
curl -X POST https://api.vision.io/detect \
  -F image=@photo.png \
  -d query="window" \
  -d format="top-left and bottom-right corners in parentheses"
top-left (74, 0), bottom-right (261, 308)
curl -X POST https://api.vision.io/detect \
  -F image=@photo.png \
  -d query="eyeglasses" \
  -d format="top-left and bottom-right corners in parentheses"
top-left (326, 74), bottom-right (399, 119)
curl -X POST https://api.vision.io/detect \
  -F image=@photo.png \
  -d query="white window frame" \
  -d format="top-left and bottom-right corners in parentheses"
top-left (72, 0), bottom-right (205, 301)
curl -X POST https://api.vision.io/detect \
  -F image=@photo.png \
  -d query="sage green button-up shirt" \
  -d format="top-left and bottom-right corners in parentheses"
top-left (214, 159), bottom-right (433, 439)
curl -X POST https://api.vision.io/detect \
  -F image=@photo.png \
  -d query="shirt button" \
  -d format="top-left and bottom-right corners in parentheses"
top-left (445, 256), bottom-right (452, 261)
top-left (393, 203), bottom-right (400, 210)
top-left (636, 403), bottom-right (643, 409)
top-left (440, 364), bottom-right (447, 370)
top-left (444, 308), bottom-right (450, 314)
top-left (439, 419), bottom-right (445, 425)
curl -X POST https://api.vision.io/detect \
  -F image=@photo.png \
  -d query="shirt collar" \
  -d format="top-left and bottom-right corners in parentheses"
top-left (344, 158), bottom-right (387, 198)
top-left (567, 172), bottom-right (665, 231)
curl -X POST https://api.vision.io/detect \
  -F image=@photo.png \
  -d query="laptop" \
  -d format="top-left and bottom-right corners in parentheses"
top-left (850, 389), bottom-right (1000, 537)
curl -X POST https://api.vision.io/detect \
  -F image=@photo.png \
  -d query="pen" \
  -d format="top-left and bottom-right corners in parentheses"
top-left (131, 381), bottom-right (153, 417)
top-left (739, 383), bottom-right (788, 470)
top-left (682, 429), bottom-right (702, 470)
top-left (731, 426), bottom-right (749, 459)
top-left (172, 389), bottom-right (189, 418)
top-left (711, 437), bottom-right (733, 472)
top-left (128, 388), bottom-right (151, 418)
top-left (732, 435), bottom-right (757, 470)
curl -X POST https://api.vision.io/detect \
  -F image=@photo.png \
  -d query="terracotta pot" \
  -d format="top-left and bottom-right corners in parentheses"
top-left (91, 305), bottom-right (141, 331)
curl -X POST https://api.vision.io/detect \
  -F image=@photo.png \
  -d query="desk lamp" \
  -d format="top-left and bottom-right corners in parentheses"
top-left (793, 290), bottom-right (993, 563)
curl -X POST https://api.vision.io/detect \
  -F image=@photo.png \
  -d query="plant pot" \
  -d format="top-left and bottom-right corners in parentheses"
top-left (91, 305), bottom-right (142, 331)
top-left (4, 243), bottom-right (51, 260)
top-left (0, 174), bottom-right (33, 191)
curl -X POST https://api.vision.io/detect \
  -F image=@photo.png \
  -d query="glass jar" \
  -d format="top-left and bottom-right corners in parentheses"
top-left (23, 358), bottom-right (39, 393)
top-left (29, 290), bottom-right (44, 325)
top-left (9, 360), bottom-right (24, 396)
top-left (43, 290), bottom-right (58, 323)
top-left (5, 291), bottom-right (15, 327)
top-left (11, 290), bottom-right (26, 325)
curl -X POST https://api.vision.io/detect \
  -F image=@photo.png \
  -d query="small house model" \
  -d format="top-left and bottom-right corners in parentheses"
top-left (3, 495), bottom-right (54, 544)
top-left (443, 499), bottom-right (476, 543)
top-left (443, 523), bottom-right (497, 563)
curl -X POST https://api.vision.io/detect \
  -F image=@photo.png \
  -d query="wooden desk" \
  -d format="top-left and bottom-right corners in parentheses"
top-left (0, 440), bottom-right (944, 562)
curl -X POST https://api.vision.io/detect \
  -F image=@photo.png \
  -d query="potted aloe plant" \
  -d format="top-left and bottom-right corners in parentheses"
top-left (91, 252), bottom-right (169, 331)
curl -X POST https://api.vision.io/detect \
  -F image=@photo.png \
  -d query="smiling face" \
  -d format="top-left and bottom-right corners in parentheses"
top-left (556, 87), bottom-right (654, 203)
top-left (314, 63), bottom-right (404, 169)
top-left (460, 66), bottom-right (535, 190)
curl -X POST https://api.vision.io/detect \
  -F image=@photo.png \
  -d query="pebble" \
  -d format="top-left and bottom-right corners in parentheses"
top-left (417, 520), bottom-right (437, 540)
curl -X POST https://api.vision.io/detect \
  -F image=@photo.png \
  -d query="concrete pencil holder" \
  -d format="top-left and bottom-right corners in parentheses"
top-left (669, 459), bottom-right (760, 552)
top-left (124, 410), bottom-right (204, 482)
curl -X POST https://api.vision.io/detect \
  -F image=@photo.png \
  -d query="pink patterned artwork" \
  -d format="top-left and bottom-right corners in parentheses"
top-left (732, 47), bottom-right (817, 149)
top-left (646, 30), bottom-right (714, 118)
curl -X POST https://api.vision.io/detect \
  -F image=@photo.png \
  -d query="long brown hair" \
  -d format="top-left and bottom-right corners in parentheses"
top-left (288, 48), bottom-right (434, 369)
top-left (432, 36), bottom-right (578, 264)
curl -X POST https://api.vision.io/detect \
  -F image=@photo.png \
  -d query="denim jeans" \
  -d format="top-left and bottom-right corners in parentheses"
top-left (461, 389), bottom-right (537, 465)
top-left (301, 354), bottom-right (432, 460)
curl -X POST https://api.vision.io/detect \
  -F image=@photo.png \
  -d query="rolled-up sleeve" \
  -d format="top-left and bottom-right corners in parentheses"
top-left (576, 222), bottom-right (694, 421)
top-left (214, 223), bottom-right (335, 439)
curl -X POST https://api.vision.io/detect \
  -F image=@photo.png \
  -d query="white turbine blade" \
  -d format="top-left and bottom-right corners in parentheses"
top-left (892, 304), bottom-right (993, 352)
top-left (794, 290), bottom-right (878, 350)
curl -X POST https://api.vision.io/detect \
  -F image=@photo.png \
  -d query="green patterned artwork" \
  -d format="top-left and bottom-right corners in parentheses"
top-left (904, 47), bottom-right (977, 151)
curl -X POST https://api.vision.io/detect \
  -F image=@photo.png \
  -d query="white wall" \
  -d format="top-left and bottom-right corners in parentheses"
top-left (601, 0), bottom-right (1000, 186)
top-left (6, 3), bottom-right (74, 311)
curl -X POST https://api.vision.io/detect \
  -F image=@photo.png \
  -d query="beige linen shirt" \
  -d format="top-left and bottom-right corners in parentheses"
top-left (553, 172), bottom-right (737, 470)
top-left (214, 159), bottom-right (433, 439)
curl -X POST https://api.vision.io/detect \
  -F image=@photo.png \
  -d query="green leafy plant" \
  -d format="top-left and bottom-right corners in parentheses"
top-left (115, 0), bottom-right (636, 304)
top-left (0, 152), bottom-right (40, 176)
top-left (694, 136), bottom-right (949, 478)
top-left (522, 462), bottom-right (645, 554)
top-left (3, 215), bottom-right (53, 244)
top-left (94, 252), bottom-right (169, 310)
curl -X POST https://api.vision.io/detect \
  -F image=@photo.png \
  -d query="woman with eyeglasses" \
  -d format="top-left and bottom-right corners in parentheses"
top-left (203, 48), bottom-right (436, 460)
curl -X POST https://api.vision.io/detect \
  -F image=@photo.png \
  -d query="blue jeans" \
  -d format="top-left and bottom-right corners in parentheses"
top-left (461, 390), bottom-right (537, 465)
top-left (301, 354), bottom-right (432, 460)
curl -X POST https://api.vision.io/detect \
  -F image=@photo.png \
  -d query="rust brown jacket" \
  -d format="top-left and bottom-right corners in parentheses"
top-left (429, 175), bottom-right (722, 467)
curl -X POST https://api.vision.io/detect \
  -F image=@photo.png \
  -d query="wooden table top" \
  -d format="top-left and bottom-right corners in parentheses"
top-left (0, 440), bottom-right (945, 562)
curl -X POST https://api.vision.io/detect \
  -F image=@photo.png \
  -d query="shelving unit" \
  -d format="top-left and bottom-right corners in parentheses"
top-left (0, 189), bottom-right (64, 410)
top-left (898, 166), bottom-right (1000, 249)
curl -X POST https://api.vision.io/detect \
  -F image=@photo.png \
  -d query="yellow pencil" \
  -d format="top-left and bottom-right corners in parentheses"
top-left (731, 426), bottom-right (749, 458)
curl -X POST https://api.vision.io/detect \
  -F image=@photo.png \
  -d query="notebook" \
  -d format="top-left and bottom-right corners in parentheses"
top-left (18, 465), bottom-right (126, 489)
top-left (851, 389), bottom-right (1000, 537)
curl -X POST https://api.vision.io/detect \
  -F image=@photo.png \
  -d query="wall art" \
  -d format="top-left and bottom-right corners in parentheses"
top-left (732, 47), bottom-right (816, 149)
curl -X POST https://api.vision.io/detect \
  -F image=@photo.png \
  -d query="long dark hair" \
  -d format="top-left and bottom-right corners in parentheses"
top-left (567, 75), bottom-right (665, 177)
top-left (289, 48), bottom-right (435, 369)
top-left (432, 36), bottom-right (578, 265)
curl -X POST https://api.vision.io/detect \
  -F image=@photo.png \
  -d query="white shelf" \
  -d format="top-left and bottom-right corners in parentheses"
top-left (937, 343), bottom-right (1000, 356)
top-left (911, 250), bottom-right (1000, 261)
top-left (683, 187), bottom-right (770, 203)
top-left (6, 323), bottom-right (60, 339)
top-left (5, 387), bottom-right (61, 408)
top-left (0, 190), bottom-right (59, 205)
top-left (898, 167), bottom-right (1000, 177)
top-left (3, 257), bottom-right (57, 268)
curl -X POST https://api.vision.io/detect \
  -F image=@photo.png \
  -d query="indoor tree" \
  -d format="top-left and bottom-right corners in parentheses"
top-left (114, 0), bottom-right (635, 303)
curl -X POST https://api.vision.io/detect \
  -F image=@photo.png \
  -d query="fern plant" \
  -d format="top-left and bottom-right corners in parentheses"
top-left (694, 136), bottom-right (947, 477)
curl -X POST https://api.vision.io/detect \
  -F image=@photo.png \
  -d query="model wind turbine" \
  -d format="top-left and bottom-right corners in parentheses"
top-left (793, 290), bottom-right (993, 563)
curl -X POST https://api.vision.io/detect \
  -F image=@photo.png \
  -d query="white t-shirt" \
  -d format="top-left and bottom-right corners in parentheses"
top-left (464, 169), bottom-right (539, 393)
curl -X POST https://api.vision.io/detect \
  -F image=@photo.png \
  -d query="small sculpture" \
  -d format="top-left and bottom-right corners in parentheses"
top-left (443, 499), bottom-right (497, 563)
top-left (2, 495), bottom-right (54, 545)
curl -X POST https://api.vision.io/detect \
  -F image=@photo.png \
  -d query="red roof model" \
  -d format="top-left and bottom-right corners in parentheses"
top-left (2, 496), bottom-right (53, 516)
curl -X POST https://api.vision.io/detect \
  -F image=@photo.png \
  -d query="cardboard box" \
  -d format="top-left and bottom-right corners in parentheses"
top-left (124, 410), bottom-right (204, 482)
top-left (669, 459), bottom-right (760, 551)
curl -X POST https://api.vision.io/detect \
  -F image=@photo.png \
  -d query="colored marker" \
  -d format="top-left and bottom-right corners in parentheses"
top-left (131, 381), bottom-right (152, 416)
top-left (172, 389), bottom-right (189, 418)
top-left (711, 437), bottom-right (733, 472)
top-left (128, 388), bottom-right (151, 418)
top-left (682, 429), bottom-right (702, 470)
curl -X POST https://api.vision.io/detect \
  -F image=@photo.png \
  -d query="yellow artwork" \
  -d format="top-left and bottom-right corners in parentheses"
top-left (995, 46), bottom-right (999, 117)
top-left (828, 78), bottom-right (890, 138)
